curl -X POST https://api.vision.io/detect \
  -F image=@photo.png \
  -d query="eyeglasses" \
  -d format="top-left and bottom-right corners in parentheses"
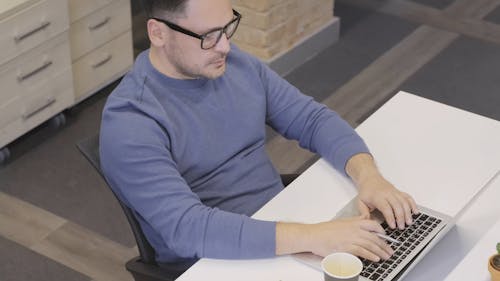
top-left (152, 9), bottom-right (242, 50)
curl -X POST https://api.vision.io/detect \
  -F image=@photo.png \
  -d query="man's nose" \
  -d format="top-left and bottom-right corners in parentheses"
top-left (214, 33), bottom-right (231, 54)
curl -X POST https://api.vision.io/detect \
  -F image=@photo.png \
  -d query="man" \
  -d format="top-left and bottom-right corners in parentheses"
top-left (100, 0), bottom-right (418, 270)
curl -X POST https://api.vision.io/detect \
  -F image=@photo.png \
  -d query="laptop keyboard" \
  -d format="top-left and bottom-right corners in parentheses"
top-left (359, 212), bottom-right (445, 281)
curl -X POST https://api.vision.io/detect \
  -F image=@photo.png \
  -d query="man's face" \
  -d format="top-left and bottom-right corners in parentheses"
top-left (161, 0), bottom-right (234, 79)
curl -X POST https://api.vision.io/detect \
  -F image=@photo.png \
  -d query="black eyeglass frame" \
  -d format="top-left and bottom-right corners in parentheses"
top-left (152, 9), bottom-right (242, 50)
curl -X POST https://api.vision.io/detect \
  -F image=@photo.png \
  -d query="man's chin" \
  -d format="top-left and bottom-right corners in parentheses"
top-left (204, 65), bottom-right (226, 79)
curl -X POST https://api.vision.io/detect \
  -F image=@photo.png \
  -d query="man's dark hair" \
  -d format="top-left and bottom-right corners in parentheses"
top-left (142, 0), bottom-right (189, 19)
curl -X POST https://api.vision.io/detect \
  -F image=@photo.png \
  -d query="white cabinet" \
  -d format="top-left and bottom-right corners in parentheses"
top-left (0, 0), bottom-right (134, 163)
top-left (68, 0), bottom-right (133, 102)
top-left (0, 0), bottom-right (70, 65)
top-left (0, 0), bottom-right (74, 161)
top-left (72, 31), bottom-right (133, 101)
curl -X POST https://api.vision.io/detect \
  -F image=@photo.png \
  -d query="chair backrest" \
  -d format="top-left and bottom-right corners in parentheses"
top-left (77, 134), bottom-right (157, 264)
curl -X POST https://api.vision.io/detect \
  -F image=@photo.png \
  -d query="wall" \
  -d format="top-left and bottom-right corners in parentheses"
top-left (231, 0), bottom-right (336, 70)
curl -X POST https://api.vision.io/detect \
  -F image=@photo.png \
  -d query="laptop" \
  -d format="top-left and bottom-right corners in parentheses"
top-left (294, 196), bottom-right (455, 281)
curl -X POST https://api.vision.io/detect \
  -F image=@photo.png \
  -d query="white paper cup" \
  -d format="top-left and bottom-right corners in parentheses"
top-left (321, 252), bottom-right (363, 281)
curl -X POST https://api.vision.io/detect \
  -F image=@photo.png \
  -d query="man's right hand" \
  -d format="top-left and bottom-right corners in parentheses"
top-left (276, 217), bottom-right (394, 262)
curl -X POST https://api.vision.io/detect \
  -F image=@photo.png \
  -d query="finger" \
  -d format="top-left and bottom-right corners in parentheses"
top-left (365, 229), bottom-right (394, 254)
top-left (403, 192), bottom-right (419, 215)
top-left (355, 235), bottom-right (392, 261)
top-left (362, 232), bottom-right (394, 258)
top-left (399, 194), bottom-right (413, 226)
top-left (348, 245), bottom-right (380, 262)
top-left (359, 219), bottom-right (382, 232)
top-left (391, 192), bottom-right (413, 226)
top-left (376, 199), bottom-right (397, 229)
top-left (387, 195), bottom-right (406, 230)
top-left (357, 200), bottom-right (371, 219)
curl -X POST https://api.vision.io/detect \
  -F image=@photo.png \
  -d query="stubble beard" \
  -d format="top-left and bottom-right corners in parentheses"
top-left (204, 55), bottom-right (227, 79)
top-left (177, 55), bottom-right (227, 79)
top-left (170, 42), bottom-right (228, 79)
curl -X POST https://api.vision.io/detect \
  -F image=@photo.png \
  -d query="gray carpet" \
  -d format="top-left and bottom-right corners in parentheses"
top-left (485, 3), bottom-right (500, 24)
top-left (401, 35), bottom-right (500, 121)
top-left (408, 0), bottom-right (455, 10)
top-left (266, 2), bottom-right (418, 139)
top-left (286, 3), bottom-right (418, 102)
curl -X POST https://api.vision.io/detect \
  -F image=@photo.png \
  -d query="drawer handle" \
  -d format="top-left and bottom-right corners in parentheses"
top-left (88, 16), bottom-right (111, 31)
top-left (17, 61), bottom-right (53, 82)
top-left (23, 97), bottom-right (56, 120)
top-left (14, 21), bottom-right (51, 43)
top-left (91, 54), bottom-right (112, 68)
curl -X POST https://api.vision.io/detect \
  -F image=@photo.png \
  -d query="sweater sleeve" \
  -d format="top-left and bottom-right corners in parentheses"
top-left (256, 59), bottom-right (370, 176)
top-left (100, 96), bottom-right (276, 261)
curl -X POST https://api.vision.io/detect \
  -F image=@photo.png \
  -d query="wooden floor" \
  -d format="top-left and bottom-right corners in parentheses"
top-left (2, 0), bottom-right (500, 280)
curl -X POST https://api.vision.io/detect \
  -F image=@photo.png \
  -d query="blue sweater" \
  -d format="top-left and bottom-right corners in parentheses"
top-left (100, 46), bottom-right (369, 263)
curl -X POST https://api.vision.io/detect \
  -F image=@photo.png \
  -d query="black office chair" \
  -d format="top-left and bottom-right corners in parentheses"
top-left (77, 134), bottom-right (299, 280)
top-left (77, 134), bottom-right (189, 281)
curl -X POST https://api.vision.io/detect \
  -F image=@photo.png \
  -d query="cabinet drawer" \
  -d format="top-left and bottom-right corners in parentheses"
top-left (0, 96), bottom-right (22, 129)
top-left (68, 0), bottom-right (114, 23)
top-left (0, 0), bottom-right (69, 65)
top-left (0, 32), bottom-right (72, 107)
top-left (0, 70), bottom-right (74, 148)
top-left (22, 69), bottom-right (73, 123)
top-left (72, 30), bottom-right (133, 100)
top-left (70, 0), bottom-right (131, 60)
top-left (0, 0), bottom-right (39, 20)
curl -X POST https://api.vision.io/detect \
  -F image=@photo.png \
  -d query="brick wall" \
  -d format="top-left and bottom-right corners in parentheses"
top-left (231, 0), bottom-right (335, 61)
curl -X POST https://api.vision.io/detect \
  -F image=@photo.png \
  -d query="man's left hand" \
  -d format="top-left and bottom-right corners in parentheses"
top-left (345, 153), bottom-right (418, 230)
top-left (356, 174), bottom-right (418, 229)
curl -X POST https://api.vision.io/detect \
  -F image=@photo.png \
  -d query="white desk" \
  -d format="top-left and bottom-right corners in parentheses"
top-left (177, 92), bottom-right (500, 281)
top-left (402, 170), bottom-right (500, 281)
top-left (444, 216), bottom-right (500, 281)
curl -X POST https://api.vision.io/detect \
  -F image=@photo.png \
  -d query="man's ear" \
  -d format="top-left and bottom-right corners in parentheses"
top-left (147, 19), bottom-right (167, 47)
